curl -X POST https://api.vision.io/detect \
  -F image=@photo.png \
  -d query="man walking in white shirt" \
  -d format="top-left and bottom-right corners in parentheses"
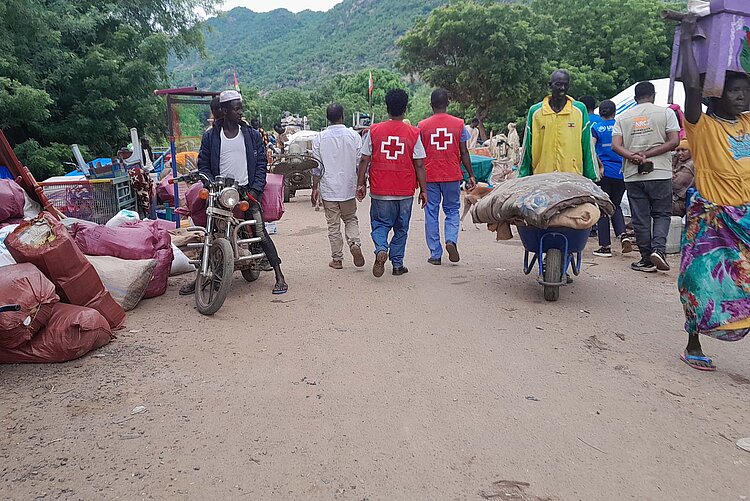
top-left (312, 103), bottom-right (366, 269)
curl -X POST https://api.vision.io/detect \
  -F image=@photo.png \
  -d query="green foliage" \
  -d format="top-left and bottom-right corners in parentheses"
top-left (1, 0), bottom-right (219, 180)
top-left (531, 0), bottom-right (687, 99)
top-left (169, 0), bottom-right (446, 90)
top-left (13, 141), bottom-right (91, 181)
top-left (398, 2), bottom-right (556, 124)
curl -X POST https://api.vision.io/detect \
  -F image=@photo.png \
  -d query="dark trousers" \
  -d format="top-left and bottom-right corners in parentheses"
top-left (625, 179), bottom-right (672, 259)
top-left (244, 205), bottom-right (281, 267)
top-left (597, 177), bottom-right (627, 247)
top-left (239, 186), bottom-right (281, 267)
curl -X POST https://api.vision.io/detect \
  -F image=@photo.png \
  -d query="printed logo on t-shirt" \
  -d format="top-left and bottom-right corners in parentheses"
top-left (729, 133), bottom-right (750, 160)
top-left (632, 116), bottom-right (654, 137)
top-left (381, 136), bottom-right (405, 160)
top-left (430, 128), bottom-right (453, 151)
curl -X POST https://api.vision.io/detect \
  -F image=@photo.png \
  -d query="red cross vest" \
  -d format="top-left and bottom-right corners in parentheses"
top-left (368, 120), bottom-right (420, 197)
top-left (418, 113), bottom-right (465, 183)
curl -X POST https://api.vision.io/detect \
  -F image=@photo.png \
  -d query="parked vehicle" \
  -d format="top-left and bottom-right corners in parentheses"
top-left (170, 172), bottom-right (265, 315)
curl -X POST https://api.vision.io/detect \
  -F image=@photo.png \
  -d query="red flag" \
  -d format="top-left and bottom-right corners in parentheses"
top-left (233, 68), bottom-right (240, 91)
top-left (368, 71), bottom-right (374, 96)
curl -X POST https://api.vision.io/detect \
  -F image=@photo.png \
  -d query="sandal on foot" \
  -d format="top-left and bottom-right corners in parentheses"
top-left (272, 282), bottom-right (288, 295)
top-left (680, 352), bottom-right (716, 371)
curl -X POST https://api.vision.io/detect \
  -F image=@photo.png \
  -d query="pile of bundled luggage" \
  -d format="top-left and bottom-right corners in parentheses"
top-left (0, 178), bottom-right (196, 364)
top-left (471, 172), bottom-right (615, 240)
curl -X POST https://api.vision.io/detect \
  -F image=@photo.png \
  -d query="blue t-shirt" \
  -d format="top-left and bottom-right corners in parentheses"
top-left (591, 119), bottom-right (623, 180)
top-left (588, 113), bottom-right (601, 126)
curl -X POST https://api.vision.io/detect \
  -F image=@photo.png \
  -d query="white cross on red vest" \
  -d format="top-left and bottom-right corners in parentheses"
top-left (381, 136), bottom-right (405, 160)
top-left (430, 128), bottom-right (453, 151)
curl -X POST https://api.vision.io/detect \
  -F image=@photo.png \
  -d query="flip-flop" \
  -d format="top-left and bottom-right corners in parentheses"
top-left (272, 283), bottom-right (288, 295)
top-left (680, 353), bottom-right (716, 371)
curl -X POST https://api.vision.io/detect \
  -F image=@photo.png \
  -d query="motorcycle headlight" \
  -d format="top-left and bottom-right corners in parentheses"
top-left (218, 187), bottom-right (240, 209)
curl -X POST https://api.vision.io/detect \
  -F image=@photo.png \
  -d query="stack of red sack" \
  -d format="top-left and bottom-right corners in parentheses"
top-left (1, 211), bottom-right (125, 364)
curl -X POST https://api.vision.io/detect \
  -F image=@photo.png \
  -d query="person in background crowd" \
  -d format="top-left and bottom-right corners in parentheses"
top-left (519, 69), bottom-right (598, 181)
top-left (676, 17), bottom-right (750, 371)
top-left (591, 100), bottom-right (633, 257)
top-left (193, 90), bottom-right (287, 294)
top-left (671, 139), bottom-right (695, 216)
top-left (465, 118), bottom-right (481, 149)
top-left (356, 89), bottom-right (427, 278)
top-left (273, 123), bottom-right (287, 153)
top-left (612, 81), bottom-right (681, 273)
top-left (311, 103), bottom-right (366, 270)
top-left (250, 118), bottom-right (270, 147)
top-left (140, 137), bottom-right (154, 167)
top-left (418, 88), bottom-right (477, 265)
top-left (579, 95), bottom-right (601, 125)
top-left (668, 103), bottom-right (687, 140)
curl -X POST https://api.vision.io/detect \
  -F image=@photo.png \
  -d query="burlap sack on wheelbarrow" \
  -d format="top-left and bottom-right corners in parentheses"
top-left (472, 172), bottom-right (613, 240)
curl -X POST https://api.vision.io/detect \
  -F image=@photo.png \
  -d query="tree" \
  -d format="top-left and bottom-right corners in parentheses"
top-left (0, 0), bottom-right (220, 179)
top-left (531, 0), bottom-right (686, 99)
top-left (398, 3), bottom-right (557, 122)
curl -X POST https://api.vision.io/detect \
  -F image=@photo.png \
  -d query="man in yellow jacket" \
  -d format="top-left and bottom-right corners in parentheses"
top-left (520, 69), bottom-right (598, 181)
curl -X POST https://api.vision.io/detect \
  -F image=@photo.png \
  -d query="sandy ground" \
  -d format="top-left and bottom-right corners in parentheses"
top-left (1, 192), bottom-right (750, 501)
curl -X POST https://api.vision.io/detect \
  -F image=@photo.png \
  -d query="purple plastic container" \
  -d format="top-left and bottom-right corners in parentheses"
top-left (670, 0), bottom-right (750, 98)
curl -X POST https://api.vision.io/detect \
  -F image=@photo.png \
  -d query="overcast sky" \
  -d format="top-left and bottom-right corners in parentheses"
top-left (219, 0), bottom-right (343, 13)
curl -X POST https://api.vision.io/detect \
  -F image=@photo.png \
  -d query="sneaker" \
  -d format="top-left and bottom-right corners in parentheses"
top-left (593, 246), bottom-right (612, 257)
top-left (392, 266), bottom-right (409, 276)
top-left (350, 244), bottom-right (365, 267)
top-left (427, 257), bottom-right (442, 265)
top-left (445, 241), bottom-right (460, 263)
top-left (621, 236), bottom-right (634, 254)
top-left (373, 251), bottom-right (388, 278)
top-left (631, 260), bottom-right (657, 273)
top-left (650, 250), bottom-right (670, 271)
top-left (329, 260), bottom-right (343, 270)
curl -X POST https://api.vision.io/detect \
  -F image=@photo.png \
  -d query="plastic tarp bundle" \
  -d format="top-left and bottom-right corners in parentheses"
top-left (0, 224), bottom-right (18, 267)
top-left (262, 174), bottom-right (285, 222)
top-left (0, 303), bottom-right (113, 364)
top-left (5, 213), bottom-right (125, 330)
top-left (0, 263), bottom-right (59, 349)
top-left (0, 179), bottom-right (26, 222)
top-left (86, 256), bottom-right (157, 311)
top-left (471, 172), bottom-right (614, 229)
top-left (71, 219), bottom-right (173, 299)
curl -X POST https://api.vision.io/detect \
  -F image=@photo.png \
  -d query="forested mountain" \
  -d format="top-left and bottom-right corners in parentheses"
top-left (169, 0), bottom-right (449, 90)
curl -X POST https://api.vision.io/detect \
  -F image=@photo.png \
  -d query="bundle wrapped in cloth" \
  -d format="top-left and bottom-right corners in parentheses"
top-left (471, 172), bottom-right (614, 240)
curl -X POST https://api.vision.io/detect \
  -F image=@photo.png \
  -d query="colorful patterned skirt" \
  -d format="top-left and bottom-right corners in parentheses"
top-left (678, 195), bottom-right (750, 341)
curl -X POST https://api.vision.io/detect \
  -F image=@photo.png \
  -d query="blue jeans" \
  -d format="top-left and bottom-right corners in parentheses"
top-left (425, 182), bottom-right (460, 259)
top-left (370, 197), bottom-right (413, 268)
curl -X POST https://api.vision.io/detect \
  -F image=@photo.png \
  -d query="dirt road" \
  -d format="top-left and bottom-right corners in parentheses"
top-left (2, 194), bottom-right (749, 500)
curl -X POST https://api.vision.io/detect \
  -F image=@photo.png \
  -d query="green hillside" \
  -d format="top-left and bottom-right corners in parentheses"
top-left (169, 0), bottom-right (447, 90)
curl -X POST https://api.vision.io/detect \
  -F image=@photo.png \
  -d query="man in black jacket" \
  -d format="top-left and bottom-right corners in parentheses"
top-left (195, 90), bottom-right (287, 294)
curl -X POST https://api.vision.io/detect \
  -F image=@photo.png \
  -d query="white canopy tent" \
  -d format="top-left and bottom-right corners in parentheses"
top-left (597, 78), bottom-right (705, 115)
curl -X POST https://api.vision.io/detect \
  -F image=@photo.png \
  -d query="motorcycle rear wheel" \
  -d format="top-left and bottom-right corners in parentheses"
top-left (195, 238), bottom-right (234, 315)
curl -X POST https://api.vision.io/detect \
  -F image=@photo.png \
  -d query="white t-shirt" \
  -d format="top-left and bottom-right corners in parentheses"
top-left (312, 124), bottom-right (362, 202)
top-left (219, 128), bottom-right (248, 186)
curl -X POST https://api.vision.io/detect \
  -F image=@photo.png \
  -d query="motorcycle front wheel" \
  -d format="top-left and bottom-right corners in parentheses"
top-left (195, 237), bottom-right (234, 315)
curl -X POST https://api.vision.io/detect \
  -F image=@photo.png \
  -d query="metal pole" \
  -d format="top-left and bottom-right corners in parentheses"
top-left (167, 95), bottom-right (180, 229)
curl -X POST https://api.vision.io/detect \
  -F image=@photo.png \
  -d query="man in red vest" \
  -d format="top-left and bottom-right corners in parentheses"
top-left (418, 88), bottom-right (476, 265)
top-left (356, 89), bottom-right (428, 278)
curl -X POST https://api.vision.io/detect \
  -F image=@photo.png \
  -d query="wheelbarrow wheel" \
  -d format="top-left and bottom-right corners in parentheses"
top-left (543, 248), bottom-right (562, 302)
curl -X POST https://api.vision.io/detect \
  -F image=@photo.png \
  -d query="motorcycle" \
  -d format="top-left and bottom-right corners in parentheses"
top-left (170, 172), bottom-right (266, 315)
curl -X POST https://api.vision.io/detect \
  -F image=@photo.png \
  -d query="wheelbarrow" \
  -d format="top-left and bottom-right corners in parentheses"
top-left (517, 225), bottom-right (591, 302)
